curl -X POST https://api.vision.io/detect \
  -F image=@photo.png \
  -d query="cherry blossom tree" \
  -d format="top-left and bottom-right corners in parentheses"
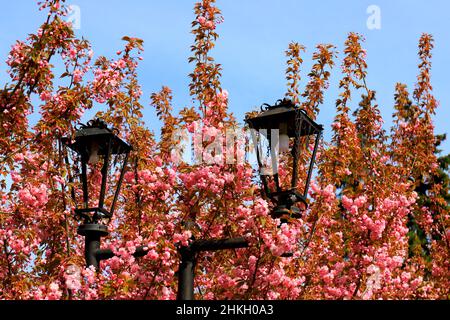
top-left (0, 0), bottom-right (448, 300)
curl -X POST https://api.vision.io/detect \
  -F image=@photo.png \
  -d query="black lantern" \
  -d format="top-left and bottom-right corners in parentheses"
top-left (246, 99), bottom-right (323, 221)
top-left (62, 119), bottom-right (132, 235)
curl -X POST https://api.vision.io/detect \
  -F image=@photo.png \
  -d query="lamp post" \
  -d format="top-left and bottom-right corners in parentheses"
top-left (62, 119), bottom-right (147, 270)
top-left (61, 106), bottom-right (321, 298)
top-left (246, 98), bottom-right (323, 222)
top-left (177, 98), bottom-right (323, 299)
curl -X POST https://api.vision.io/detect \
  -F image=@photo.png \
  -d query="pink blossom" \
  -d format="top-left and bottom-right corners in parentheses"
top-left (318, 266), bottom-right (329, 277)
top-left (197, 16), bottom-right (207, 25)
top-left (205, 21), bottom-right (215, 29)
top-left (146, 249), bottom-right (159, 260)
top-left (40, 91), bottom-right (52, 101)
top-left (354, 195), bottom-right (367, 208)
top-left (65, 273), bottom-right (81, 291)
top-left (18, 189), bottom-right (35, 207)
top-left (392, 256), bottom-right (404, 267)
top-left (117, 59), bottom-right (126, 69)
top-left (73, 69), bottom-right (83, 83)
top-left (323, 185), bottom-right (335, 198)
top-left (11, 172), bottom-right (22, 183)
top-left (342, 195), bottom-right (353, 210)
top-left (332, 121), bottom-right (342, 130)
top-left (218, 89), bottom-right (229, 101)
top-left (47, 283), bottom-right (62, 300)
top-left (173, 230), bottom-right (192, 247)
top-left (410, 276), bottom-right (423, 289)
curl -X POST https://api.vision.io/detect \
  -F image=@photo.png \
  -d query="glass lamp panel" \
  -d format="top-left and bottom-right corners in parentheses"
top-left (292, 110), bottom-right (323, 201)
top-left (62, 120), bottom-right (132, 224)
top-left (250, 127), bottom-right (295, 198)
top-left (65, 143), bottom-right (129, 223)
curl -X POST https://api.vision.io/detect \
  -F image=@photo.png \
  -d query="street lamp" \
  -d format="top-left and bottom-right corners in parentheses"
top-left (246, 99), bottom-right (323, 222)
top-left (62, 119), bottom-right (147, 270)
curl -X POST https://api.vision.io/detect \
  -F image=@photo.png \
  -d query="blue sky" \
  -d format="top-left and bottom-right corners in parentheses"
top-left (1, 0), bottom-right (449, 155)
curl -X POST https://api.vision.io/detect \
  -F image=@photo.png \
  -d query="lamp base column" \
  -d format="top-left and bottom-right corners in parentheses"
top-left (77, 224), bottom-right (109, 270)
top-left (177, 245), bottom-right (196, 301)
